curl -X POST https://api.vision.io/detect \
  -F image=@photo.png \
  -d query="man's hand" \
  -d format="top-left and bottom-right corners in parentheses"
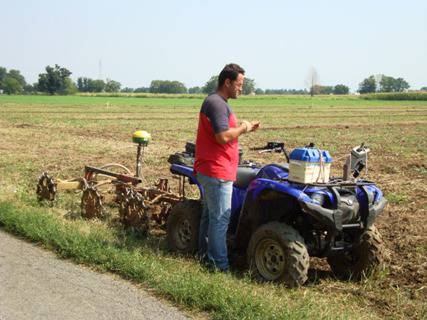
top-left (241, 120), bottom-right (260, 133)
top-left (215, 120), bottom-right (260, 144)
top-left (251, 121), bottom-right (260, 131)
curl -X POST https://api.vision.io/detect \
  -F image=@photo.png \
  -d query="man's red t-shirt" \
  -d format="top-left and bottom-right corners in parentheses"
top-left (194, 93), bottom-right (239, 181)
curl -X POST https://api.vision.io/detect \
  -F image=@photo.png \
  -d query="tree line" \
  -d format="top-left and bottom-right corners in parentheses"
top-left (0, 64), bottom-right (423, 95)
top-left (358, 75), bottom-right (410, 93)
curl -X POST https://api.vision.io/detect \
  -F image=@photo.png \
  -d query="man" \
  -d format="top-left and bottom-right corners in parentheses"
top-left (194, 63), bottom-right (260, 271)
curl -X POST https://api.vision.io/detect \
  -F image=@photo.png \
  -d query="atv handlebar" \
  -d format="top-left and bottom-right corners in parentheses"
top-left (252, 142), bottom-right (290, 162)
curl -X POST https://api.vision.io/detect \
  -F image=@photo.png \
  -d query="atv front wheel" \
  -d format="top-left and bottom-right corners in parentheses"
top-left (166, 200), bottom-right (202, 254)
top-left (327, 225), bottom-right (384, 280)
top-left (247, 222), bottom-right (309, 288)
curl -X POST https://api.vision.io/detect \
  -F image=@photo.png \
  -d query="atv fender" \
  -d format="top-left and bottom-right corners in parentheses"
top-left (248, 178), bottom-right (313, 202)
top-left (234, 179), bottom-right (312, 251)
top-left (359, 185), bottom-right (387, 228)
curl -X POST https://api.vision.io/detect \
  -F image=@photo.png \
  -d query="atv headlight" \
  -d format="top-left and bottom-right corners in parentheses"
top-left (310, 193), bottom-right (325, 206)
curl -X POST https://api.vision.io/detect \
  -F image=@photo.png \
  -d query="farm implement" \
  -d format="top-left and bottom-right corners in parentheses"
top-left (36, 130), bottom-right (189, 231)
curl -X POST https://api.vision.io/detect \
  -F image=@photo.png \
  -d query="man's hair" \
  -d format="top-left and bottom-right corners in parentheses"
top-left (217, 63), bottom-right (245, 88)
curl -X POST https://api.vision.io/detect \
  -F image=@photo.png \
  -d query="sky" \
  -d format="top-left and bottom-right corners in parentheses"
top-left (1, 0), bottom-right (426, 91)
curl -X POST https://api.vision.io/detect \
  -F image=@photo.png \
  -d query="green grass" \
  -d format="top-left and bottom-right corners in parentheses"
top-left (386, 192), bottom-right (410, 205)
top-left (0, 200), bottom-right (372, 320)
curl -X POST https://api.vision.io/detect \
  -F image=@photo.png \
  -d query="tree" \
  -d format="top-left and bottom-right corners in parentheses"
top-left (374, 74), bottom-right (383, 90)
top-left (242, 78), bottom-right (255, 95)
top-left (64, 78), bottom-right (77, 94)
top-left (23, 84), bottom-right (36, 94)
top-left (77, 77), bottom-right (89, 92)
top-left (0, 67), bottom-right (7, 89)
top-left (77, 77), bottom-right (105, 92)
top-left (2, 76), bottom-right (23, 94)
top-left (333, 84), bottom-right (349, 95)
top-left (322, 86), bottom-right (334, 94)
top-left (379, 75), bottom-right (395, 92)
top-left (149, 80), bottom-right (187, 94)
top-left (91, 80), bottom-right (105, 92)
top-left (0, 67), bottom-right (28, 93)
top-left (121, 87), bottom-right (134, 93)
top-left (0, 68), bottom-right (27, 94)
top-left (379, 75), bottom-right (410, 92)
top-left (37, 64), bottom-right (73, 94)
top-left (7, 69), bottom-right (26, 87)
top-left (255, 88), bottom-right (264, 95)
top-left (188, 86), bottom-right (202, 94)
top-left (202, 76), bottom-right (218, 94)
top-left (202, 75), bottom-right (255, 95)
top-left (105, 79), bottom-right (121, 92)
top-left (263, 88), bottom-right (307, 95)
top-left (312, 85), bottom-right (333, 95)
top-left (170, 81), bottom-right (187, 93)
top-left (134, 87), bottom-right (150, 93)
top-left (358, 76), bottom-right (376, 94)
top-left (420, 87), bottom-right (427, 91)
top-left (393, 78), bottom-right (410, 92)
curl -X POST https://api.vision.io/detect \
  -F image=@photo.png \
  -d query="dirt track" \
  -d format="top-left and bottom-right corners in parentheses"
top-left (0, 230), bottom-right (189, 320)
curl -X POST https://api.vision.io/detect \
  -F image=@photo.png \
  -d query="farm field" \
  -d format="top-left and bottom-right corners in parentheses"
top-left (0, 94), bottom-right (426, 319)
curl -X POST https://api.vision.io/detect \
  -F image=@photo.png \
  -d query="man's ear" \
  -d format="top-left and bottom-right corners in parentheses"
top-left (224, 79), bottom-right (231, 88)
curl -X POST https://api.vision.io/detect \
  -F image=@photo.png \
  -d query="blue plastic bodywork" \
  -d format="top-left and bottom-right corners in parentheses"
top-left (170, 162), bottom-right (385, 232)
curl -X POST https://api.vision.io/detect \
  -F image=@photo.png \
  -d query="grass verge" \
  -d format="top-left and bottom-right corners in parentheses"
top-left (0, 200), bottom-right (377, 320)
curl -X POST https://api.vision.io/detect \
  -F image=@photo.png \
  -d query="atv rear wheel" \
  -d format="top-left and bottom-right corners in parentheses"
top-left (248, 222), bottom-right (309, 288)
top-left (327, 225), bottom-right (384, 280)
top-left (166, 200), bottom-right (202, 254)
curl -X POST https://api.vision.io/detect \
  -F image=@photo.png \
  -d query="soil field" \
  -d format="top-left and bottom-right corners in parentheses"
top-left (0, 94), bottom-right (426, 319)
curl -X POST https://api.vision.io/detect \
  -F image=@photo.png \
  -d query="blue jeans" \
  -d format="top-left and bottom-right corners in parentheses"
top-left (197, 172), bottom-right (233, 271)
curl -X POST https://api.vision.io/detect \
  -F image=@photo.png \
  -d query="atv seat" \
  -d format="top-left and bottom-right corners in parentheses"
top-left (234, 166), bottom-right (260, 188)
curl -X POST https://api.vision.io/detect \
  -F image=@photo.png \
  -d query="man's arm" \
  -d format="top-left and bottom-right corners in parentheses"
top-left (215, 125), bottom-right (246, 144)
top-left (215, 121), bottom-right (260, 144)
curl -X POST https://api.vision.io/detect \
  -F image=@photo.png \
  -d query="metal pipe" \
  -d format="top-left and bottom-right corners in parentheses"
top-left (136, 143), bottom-right (143, 178)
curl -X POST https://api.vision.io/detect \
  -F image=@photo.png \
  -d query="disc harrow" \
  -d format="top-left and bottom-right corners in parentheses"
top-left (81, 183), bottom-right (103, 219)
top-left (36, 130), bottom-right (192, 234)
top-left (118, 187), bottom-right (150, 232)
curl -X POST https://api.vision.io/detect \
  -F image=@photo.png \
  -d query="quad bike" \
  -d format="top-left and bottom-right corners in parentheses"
top-left (166, 143), bottom-right (387, 287)
top-left (36, 131), bottom-right (188, 231)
